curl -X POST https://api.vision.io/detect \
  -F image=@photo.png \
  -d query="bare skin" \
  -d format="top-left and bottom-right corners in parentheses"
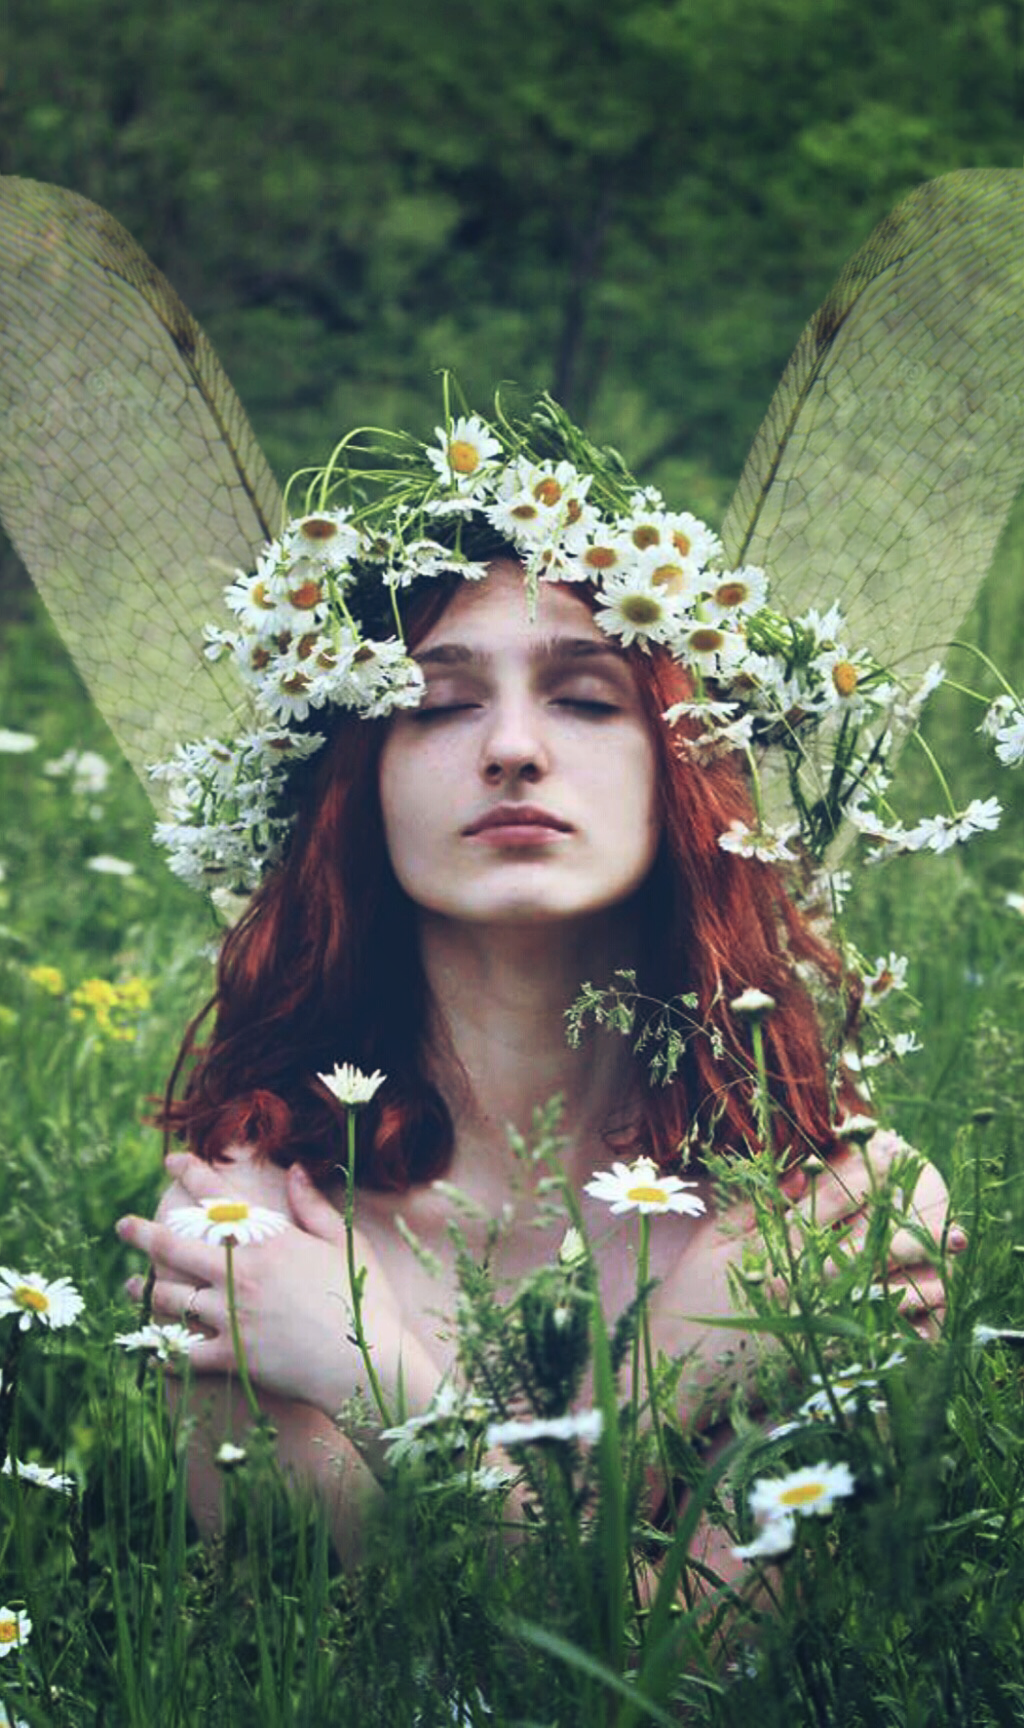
top-left (117, 565), bottom-right (957, 1571)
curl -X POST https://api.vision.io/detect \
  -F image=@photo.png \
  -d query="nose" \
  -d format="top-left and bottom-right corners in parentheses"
top-left (480, 692), bottom-right (551, 786)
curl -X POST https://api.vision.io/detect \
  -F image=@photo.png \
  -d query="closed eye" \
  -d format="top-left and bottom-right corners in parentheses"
top-left (553, 699), bottom-right (620, 716)
top-left (409, 703), bottom-right (482, 721)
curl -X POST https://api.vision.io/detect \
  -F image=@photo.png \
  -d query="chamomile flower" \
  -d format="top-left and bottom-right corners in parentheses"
top-left (678, 624), bottom-right (747, 676)
top-left (748, 1461), bottom-right (855, 1524)
top-left (584, 1156), bottom-right (706, 1218)
top-left (861, 951), bottom-right (909, 1007)
top-left (318, 1062), bottom-right (387, 1106)
top-left (729, 988), bottom-right (777, 1017)
top-left (114, 1323), bottom-right (198, 1360)
top-left (0, 1607), bottom-right (31, 1657)
top-left (993, 709), bottom-right (1024, 767)
top-left (2, 1457), bottom-right (75, 1496)
top-left (910, 797), bottom-right (1002, 854)
top-left (705, 565), bottom-right (768, 618)
top-left (0, 1269), bottom-right (84, 1331)
top-left (167, 1199), bottom-right (289, 1248)
top-left (718, 819), bottom-right (799, 863)
top-left (86, 855), bottom-right (136, 877)
top-left (731, 1516), bottom-right (797, 1561)
top-left (279, 509), bottom-right (360, 566)
top-left (0, 729), bottom-right (37, 754)
top-left (485, 1409), bottom-right (604, 1448)
top-left (426, 416), bottom-right (502, 490)
top-left (593, 573), bottom-right (679, 648)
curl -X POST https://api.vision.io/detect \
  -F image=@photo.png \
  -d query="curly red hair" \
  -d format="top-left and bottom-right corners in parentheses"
top-left (162, 574), bottom-right (848, 1188)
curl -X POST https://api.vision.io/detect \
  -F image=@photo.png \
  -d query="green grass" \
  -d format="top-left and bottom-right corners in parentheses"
top-left (2, 575), bottom-right (1024, 1726)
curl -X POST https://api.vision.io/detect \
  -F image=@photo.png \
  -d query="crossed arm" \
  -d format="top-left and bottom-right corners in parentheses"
top-left (116, 1136), bottom-right (958, 1566)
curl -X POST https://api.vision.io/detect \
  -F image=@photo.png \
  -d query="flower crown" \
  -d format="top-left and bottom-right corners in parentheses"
top-left (151, 384), bottom-right (1019, 897)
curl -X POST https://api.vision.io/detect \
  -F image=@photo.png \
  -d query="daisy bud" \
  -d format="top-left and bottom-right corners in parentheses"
top-left (729, 988), bottom-right (777, 1018)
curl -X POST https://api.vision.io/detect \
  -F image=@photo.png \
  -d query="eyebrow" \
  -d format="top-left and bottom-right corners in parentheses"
top-left (414, 636), bottom-right (626, 669)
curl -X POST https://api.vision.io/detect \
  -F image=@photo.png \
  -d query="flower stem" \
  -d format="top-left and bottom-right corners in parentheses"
top-left (223, 1241), bottom-right (262, 1425)
top-left (638, 1214), bottom-right (675, 1523)
top-left (344, 1108), bottom-right (392, 1426)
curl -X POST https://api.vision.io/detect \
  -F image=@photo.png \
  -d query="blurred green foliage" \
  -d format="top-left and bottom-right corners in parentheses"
top-left (2, 0), bottom-right (1023, 495)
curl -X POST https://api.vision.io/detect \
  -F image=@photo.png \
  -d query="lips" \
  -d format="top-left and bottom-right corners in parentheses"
top-left (463, 803), bottom-right (572, 837)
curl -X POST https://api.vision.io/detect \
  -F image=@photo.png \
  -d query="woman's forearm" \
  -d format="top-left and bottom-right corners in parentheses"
top-left (167, 1372), bottom-right (382, 1569)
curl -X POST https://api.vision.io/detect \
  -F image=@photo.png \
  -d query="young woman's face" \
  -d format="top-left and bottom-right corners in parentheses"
top-left (378, 562), bottom-right (661, 928)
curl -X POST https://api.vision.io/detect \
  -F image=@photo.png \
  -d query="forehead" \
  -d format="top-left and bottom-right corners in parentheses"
top-left (414, 562), bottom-right (609, 658)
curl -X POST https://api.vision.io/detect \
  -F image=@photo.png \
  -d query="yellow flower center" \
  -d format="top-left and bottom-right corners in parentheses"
top-left (533, 478), bottom-right (563, 506)
top-left (0, 1619), bottom-right (18, 1644)
top-left (299, 517), bottom-right (338, 541)
top-left (14, 1285), bottom-right (49, 1313)
top-left (620, 595), bottom-right (663, 626)
top-left (688, 627), bottom-right (724, 654)
top-left (511, 502), bottom-right (539, 521)
top-left (671, 529), bottom-right (692, 557)
top-left (778, 1481), bottom-right (828, 1509)
top-left (207, 1201), bottom-right (250, 1224)
top-left (565, 499), bottom-right (584, 525)
top-left (631, 525), bottom-right (660, 550)
top-left (281, 672), bottom-right (311, 695)
top-left (250, 581), bottom-right (275, 610)
top-left (651, 562), bottom-right (686, 593)
top-left (584, 546), bottom-right (618, 570)
top-left (714, 580), bottom-right (748, 608)
top-left (832, 660), bottom-right (859, 698)
top-left (625, 1185), bottom-right (670, 1207)
top-left (449, 439), bottom-right (480, 475)
top-left (250, 646), bottom-right (270, 671)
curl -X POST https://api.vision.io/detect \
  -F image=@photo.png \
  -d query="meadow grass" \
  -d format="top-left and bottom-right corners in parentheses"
top-left (2, 585), bottom-right (1024, 1726)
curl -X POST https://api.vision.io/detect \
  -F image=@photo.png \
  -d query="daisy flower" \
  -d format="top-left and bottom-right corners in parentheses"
top-left (279, 509), bottom-right (360, 567)
top-left (86, 855), bottom-right (136, 877)
top-left (677, 624), bottom-right (747, 676)
top-left (748, 1460), bottom-right (856, 1524)
top-left (167, 1198), bottom-right (289, 1248)
top-left (2, 1457), bottom-right (75, 1496)
top-left (0, 1606), bottom-right (31, 1657)
top-left (584, 1155), bottom-right (706, 1218)
top-left (705, 565), bottom-right (768, 619)
top-left (910, 797), bottom-right (1002, 854)
top-left (114, 1322), bottom-right (198, 1360)
top-left (0, 1269), bottom-right (84, 1331)
top-left (729, 988), bottom-right (777, 1018)
top-left (593, 574), bottom-right (680, 649)
top-left (718, 819), bottom-right (799, 864)
top-left (861, 951), bottom-right (909, 1007)
top-left (0, 729), bottom-right (37, 754)
top-left (318, 1062), bottom-right (387, 1106)
top-left (973, 1324), bottom-right (1024, 1346)
top-left (731, 1516), bottom-right (797, 1562)
top-left (426, 416), bottom-right (502, 490)
top-left (485, 1409), bottom-right (604, 1448)
top-left (994, 711), bottom-right (1024, 767)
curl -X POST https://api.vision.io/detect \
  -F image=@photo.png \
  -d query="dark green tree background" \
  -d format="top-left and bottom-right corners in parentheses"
top-left (3, 0), bottom-right (1021, 506)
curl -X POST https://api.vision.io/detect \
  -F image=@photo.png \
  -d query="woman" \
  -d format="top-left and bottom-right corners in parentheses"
top-left (116, 403), bottom-right (954, 1569)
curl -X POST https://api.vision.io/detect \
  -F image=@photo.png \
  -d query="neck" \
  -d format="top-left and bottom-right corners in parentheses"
top-left (417, 911), bottom-right (640, 1198)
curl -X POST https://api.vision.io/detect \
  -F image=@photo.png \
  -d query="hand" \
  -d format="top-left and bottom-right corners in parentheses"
top-left (780, 1130), bottom-right (962, 1332)
top-left (117, 1151), bottom-right (408, 1418)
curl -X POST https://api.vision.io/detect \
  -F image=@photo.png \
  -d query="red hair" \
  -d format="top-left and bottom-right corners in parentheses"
top-left (162, 576), bottom-right (848, 1188)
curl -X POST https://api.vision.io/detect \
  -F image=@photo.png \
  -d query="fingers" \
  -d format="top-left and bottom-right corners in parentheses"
top-left (286, 1163), bottom-right (346, 1244)
top-left (116, 1212), bottom-right (226, 1286)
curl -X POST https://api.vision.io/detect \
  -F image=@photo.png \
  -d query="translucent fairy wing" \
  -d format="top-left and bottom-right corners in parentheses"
top-left (721, 169), bottom-right (1024, 679)
top-left (0, 176), bottom-right (282, 804)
